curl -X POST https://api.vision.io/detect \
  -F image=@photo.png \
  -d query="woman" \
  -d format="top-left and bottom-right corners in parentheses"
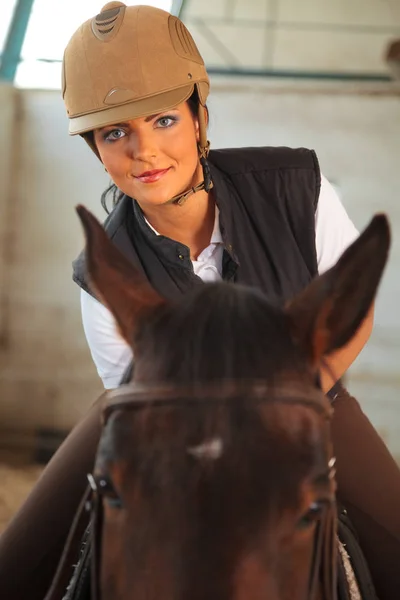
top-left (0, 3), bottom-right (399, 599)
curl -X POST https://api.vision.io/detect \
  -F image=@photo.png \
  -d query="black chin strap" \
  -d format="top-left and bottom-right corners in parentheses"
top-left (169, 179), bottom-right (209, 206)
top-left (169, 143), bottom-right (214, 206)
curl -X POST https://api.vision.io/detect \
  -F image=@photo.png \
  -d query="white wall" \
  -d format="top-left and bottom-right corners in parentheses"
top-left (183, 0), bottom-right (400, 75)
top-left (0, 78), bottom-right (399, 458)
top-left (0, 84), bottom-right (107, 437)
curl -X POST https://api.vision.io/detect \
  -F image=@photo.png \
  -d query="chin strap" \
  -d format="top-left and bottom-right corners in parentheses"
top-left (169, 141), bottom-right (213, 206)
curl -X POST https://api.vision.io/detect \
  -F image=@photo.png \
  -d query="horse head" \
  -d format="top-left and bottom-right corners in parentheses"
top-left (77, 205), bottom-right (389, 600)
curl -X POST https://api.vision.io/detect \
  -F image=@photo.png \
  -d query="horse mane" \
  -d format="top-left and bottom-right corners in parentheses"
top-left (131, 282), bottom-right (311, 384)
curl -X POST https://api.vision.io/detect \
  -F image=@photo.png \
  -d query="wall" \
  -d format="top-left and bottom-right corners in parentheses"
top-left (183, 0), bottom-right (400, 75)
top-left (0, 83), bottom-right (106, 445)
top-left (0, 77), bottom-right (399, 458)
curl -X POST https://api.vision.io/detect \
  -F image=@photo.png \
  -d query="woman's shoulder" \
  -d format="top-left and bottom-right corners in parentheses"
top-left (315, 175), bottom-right (359, 274)
top-left (208, 146), bottom-right (318, 174)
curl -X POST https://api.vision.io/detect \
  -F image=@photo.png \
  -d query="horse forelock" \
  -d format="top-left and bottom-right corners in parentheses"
top-left (131, 282), bottom-right (312, 384)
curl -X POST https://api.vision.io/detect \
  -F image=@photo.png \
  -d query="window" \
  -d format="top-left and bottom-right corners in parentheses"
top-left (0, 0), bottom-right (18, 55)
top-left (14, 0), bottom-right (173, 88)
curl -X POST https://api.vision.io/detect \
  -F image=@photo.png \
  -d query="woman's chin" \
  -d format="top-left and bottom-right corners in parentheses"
top-left (133, 186), bottom-right (188, 207)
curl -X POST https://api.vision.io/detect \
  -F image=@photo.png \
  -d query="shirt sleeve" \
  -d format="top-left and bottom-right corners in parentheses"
top-left (80, 289), bottom-right (133, 389)
top-left (315, 174), bottom-right (359, 274)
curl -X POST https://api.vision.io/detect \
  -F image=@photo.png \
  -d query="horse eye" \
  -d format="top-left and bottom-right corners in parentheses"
top-left (97, 476), bottom-right (123, 509)
top-left (297, 501), bottom-right (323, 530)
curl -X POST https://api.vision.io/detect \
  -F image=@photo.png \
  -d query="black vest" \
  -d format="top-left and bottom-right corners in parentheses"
top-left (72, 146), bottom-right (321, 306)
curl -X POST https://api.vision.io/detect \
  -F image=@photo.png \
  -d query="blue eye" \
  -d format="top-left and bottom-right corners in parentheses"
top-left (103, 128), bottom-right (126, 142)
top-left (156, 115), bottom-right (177, 128)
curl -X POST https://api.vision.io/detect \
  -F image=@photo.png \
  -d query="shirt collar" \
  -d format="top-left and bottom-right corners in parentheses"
top-left (210, 205), bottom-right (223, 244)
top-left (144, 204), bottom-right (223, 246)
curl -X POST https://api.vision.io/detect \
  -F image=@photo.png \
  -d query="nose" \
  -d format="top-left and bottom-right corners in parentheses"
top-left (127, 127), bottom-right (157, 162)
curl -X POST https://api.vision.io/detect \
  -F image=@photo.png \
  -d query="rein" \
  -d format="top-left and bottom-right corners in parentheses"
top-left (87, 381), bottom-right (337, 600)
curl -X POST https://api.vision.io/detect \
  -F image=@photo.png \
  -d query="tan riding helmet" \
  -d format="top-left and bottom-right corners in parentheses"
top-left (62, 2), bottom-right (210, 163)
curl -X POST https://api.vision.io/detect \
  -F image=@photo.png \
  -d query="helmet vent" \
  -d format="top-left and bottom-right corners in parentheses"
top-left (91, 5), bottom-right (125, 41)
top-left (169, 16), bottom-right (204, 65)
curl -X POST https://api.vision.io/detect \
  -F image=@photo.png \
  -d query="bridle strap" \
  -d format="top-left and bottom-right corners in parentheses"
top-left (102, 381), bottom-right (332, 425)
top-left (308, 500), bottom-right (338, 600)
top-left (44, 486), bottom-right (92, 600)
top-left (324, 504), bottom-right (338, 600)
top-left (87, 475), bottom-right (103, 600)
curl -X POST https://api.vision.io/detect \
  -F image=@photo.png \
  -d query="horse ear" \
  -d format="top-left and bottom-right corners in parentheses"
top-left (76, 205), bottom-right (166, 345)
top-left (285, 214), bottom-right (390, 367)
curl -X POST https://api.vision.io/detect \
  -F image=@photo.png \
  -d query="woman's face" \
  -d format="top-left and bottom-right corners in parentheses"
top-left (93, 101), bottom-right (202, 207)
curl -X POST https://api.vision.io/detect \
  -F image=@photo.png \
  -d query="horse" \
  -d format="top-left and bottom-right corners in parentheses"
top-left (70, 206), bottom-right (390, 600)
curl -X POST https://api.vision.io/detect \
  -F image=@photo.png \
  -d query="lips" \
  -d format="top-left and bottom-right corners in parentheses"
top-left (135, 168), bottom-right (170, 184)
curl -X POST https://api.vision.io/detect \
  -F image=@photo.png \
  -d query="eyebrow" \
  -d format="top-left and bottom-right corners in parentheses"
top-left (101, 111), bottom-right (177, 131)
top-left (144, 113), bottom-right (162, 122)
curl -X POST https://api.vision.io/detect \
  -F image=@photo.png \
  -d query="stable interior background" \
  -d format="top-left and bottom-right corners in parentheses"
top-left (0, 0), bottom-right (399, 530)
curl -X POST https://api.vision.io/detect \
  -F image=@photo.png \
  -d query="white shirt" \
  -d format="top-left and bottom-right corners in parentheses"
top-left (81, 174), bottom-right (359, 389)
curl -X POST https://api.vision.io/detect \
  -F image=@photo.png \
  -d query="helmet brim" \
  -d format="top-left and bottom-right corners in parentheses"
top-left (69, 83), bottom-right (196, 135)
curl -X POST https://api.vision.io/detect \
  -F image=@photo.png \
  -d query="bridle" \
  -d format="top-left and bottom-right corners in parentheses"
top-left (87, 381), bottom-right (338, 600)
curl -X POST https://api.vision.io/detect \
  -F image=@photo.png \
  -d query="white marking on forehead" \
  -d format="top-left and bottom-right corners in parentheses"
top-left (187, 438), bottom-right (223, 460)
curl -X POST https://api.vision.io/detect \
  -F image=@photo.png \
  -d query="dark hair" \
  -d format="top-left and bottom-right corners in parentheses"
top-left (99, 87), bottom-right (207, 214)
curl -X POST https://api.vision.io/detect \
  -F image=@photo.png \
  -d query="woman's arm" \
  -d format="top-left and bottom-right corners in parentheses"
top-left (321, 305), bottom-right (374, 393)
top-left (0, 394), bottom-right (104, 600)
top-left (314, 180), bottom-right (400, 598)
top-left (81, 289), bottom-right (133, 389)
top-left (315, 175), bottom-right (371, 393)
